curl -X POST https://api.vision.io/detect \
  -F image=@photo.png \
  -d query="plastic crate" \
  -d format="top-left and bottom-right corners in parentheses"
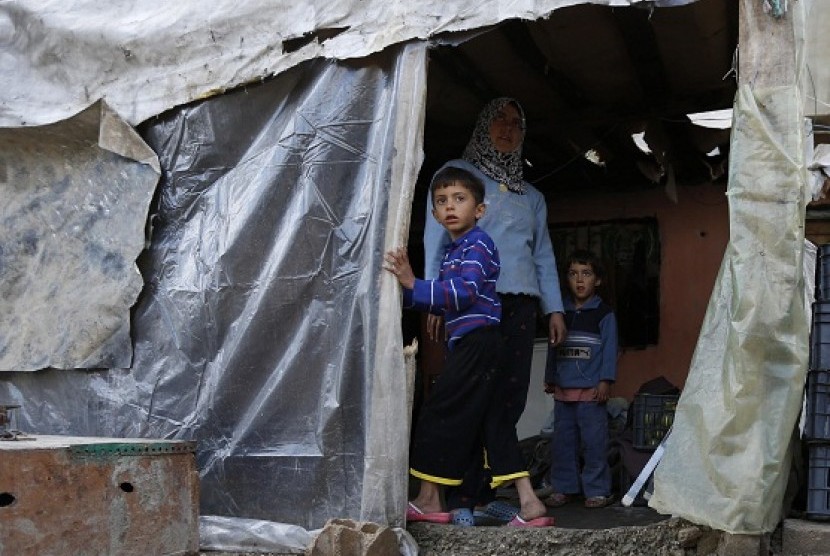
top-left (816, 244), bottom-right (830, 302)
top-left (631, 393), bottom-right (678, 451)
top-left (806, 370), bottom-right (830, 441)
top-left (808, 444), bottom-right (830, 521)
top-left (810, 302), bottom-right (830, 369)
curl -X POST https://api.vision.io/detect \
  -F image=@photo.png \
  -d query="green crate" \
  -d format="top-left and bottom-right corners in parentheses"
top-left (631, 393), bottom-right (678, 451)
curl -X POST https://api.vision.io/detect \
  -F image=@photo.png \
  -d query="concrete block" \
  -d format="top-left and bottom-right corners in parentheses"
top-left (307, 518), bottom-right (399, 556)
top-left (716, 532), bottom-right (766, 556)
top-left (0, 435), bottom-right (199, 556)
top-left (696, 530), bottom-right (722, 555)
top-left (782, 517), bottom-right (830, 555)
top-left (677, 525), bottom-right (703, 547)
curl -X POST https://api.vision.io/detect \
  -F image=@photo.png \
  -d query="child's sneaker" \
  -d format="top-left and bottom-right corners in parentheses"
top-left (450, 508), bottom-right (475, 526)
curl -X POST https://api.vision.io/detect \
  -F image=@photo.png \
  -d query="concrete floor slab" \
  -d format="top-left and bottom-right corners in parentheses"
top-left (782, 517), bottom-right (830, 555)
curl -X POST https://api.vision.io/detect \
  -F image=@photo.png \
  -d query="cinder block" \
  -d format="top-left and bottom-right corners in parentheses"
top-left (782, 517), bottom-right (830, 555)
top-left (307, 518), bottom-right (399, 556)
top-left (716, 532), bottom-right (766, 556)
top-left (0, 435), bottom-right (199, 556)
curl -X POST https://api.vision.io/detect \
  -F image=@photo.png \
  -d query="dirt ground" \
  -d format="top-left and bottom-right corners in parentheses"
top-left (408, 517), bottom-right (785, 556)
top-left (408, 516), bottom-right (697, 556)
top-left (199, 490), bottom-right (786, 556)
top-left (202, 515), bottom-right (784, 556)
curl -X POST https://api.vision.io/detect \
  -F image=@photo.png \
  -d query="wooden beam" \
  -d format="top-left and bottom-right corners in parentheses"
top-left (738, 0), bottom-right (797, 87)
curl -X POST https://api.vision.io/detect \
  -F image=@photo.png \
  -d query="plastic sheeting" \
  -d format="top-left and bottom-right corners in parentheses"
top-left (0, 0), bottom-right (714, 130)
top-left (1, 0), bottom-right (825, 549)
top-left (808, 144), bottom-right (830, 201)
top-left (802, 1), bottom-right (830, 117)
top-left (198, 515), bottom-right (419, 555)
top-left (0, 43), bottom-right (427, 551)
top-left (650, 78), bottom-right (811, 532)
top-left (0, 101), bottom-right (159, 372)
top-left (0, 3), bottom-right (808, 123)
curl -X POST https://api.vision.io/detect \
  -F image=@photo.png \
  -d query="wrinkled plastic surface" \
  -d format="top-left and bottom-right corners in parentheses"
top-left (808, 143), bottom-right (830, 200)
top-left (0, 45), bottom-right (427, 551)
top-left (5, 0), bottom-right (827, 130)
top-left (198, 515), bottom-right (314, 553)
top-left (650, 78), bottom-right (811, 532)
top-left (1, 0), bottom-right (825, 547)
top-left (0, 102), bottom-right (159, 372)
top-left (801, 1), bottom-right (830, 117)
top-left (198, 516), bottom-right (419, 555)
top-left (0, 0), bottom-right (653, 129)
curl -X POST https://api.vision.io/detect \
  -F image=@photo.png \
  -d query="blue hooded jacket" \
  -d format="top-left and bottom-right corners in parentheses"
top-left (544, 295), bottom-right (618, 389)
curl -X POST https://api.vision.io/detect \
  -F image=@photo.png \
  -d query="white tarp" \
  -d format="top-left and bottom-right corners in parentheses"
top-left (802, 1), bottom-right (830, 117)
top-left (650, 1), bottom-right (812, 527)
top-left (0, 102), bottom-right (159, 371)
top-left (1, 0), bottom-right (689, 129)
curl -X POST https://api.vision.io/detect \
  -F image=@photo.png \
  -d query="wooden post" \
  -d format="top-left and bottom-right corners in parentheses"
top-left (738, 0), bottom-right (797, 88)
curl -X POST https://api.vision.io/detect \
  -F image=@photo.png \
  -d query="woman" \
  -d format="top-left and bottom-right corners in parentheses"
top-left (423, 97), bottom-right (567, 523)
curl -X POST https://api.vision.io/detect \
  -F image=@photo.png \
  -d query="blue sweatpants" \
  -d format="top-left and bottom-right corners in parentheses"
top-left (550, 400), bottom-right (611, 498)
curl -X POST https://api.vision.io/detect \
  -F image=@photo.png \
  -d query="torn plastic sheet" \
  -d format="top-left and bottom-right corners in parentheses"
top-left (198, 515), bottom-right (315, 553)
top-left (802, 1), bottom-right (830, 117)
top-left (198, 516), bottom-right (420, 555)
top-left (0, 43), bottom-right (427, 550)
top-left (0, 0), bottom-right (712, 129)
top-left (650, 82), bottom-right (810, 533)
top-left (799, 239), bottom-right (817, 438)
top-left (0, 101), bottom-right (159, 372)
top-left (808, 143), bottom-right (830, 201)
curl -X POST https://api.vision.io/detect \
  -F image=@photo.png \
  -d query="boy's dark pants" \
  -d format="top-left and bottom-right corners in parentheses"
top-left (446, 294), bottom-right (537, 509)
top-left (410, 326), bottom-right (525, 484)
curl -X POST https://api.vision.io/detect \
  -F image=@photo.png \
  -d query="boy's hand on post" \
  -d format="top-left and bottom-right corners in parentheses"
top-left (548, 312), bottom-right (566, 346)
top-left (384, 247), bottom-right (416, 289)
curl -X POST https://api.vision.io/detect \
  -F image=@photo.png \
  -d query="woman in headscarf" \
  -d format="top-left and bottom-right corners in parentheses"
top-left (423, 97), bottom-right (567, 523)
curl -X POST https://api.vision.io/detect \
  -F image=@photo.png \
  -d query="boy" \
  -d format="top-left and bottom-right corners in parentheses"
top-left (385, 166), bottom-right (553, 527)
top-left (543, 249), bottom-right (618, 509)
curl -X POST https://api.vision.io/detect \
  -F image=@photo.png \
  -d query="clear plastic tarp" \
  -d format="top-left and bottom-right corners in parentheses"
top-left (0, 43), bottom-right (427, 551)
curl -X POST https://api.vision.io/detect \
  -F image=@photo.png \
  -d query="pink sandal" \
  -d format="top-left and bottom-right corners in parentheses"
top-left (406, 501), bottom-right (452, 524)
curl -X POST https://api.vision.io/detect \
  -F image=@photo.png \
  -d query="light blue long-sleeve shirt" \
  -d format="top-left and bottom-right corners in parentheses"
top-left (423, 159), bottom-right (564, 315)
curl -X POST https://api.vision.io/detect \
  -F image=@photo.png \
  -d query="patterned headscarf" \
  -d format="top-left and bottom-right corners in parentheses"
top-left (462, 97), bottom-right (527, 194)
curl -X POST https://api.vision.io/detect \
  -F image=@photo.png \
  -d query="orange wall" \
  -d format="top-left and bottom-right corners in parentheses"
top-left (550, 183), bottom-right (729, 400)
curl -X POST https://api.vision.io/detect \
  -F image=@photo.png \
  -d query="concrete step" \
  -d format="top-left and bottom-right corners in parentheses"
top-left (782, 518), bottom-right (830, 555)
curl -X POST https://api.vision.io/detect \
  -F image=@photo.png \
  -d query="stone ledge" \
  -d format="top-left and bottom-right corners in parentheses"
top-left (782, 517), bottom-right (830, 555)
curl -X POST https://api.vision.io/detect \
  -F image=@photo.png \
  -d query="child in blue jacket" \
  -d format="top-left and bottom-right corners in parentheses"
top-left (544, 249), bottom-right (618, 509)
